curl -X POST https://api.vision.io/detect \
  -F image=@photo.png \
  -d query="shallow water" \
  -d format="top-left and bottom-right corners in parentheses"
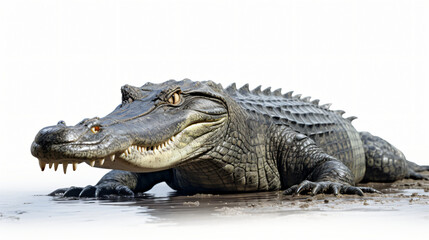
top-left (1, 179), bottom-right (429, 240)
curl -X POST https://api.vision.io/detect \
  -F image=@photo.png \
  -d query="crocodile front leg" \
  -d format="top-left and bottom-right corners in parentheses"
top-left (274, 127), bottom-right (379, 196)
top-left (50, 169), bottom-right (173, 197)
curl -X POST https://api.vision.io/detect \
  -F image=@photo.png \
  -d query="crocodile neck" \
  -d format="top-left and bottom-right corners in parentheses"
top-left (170, 105), bottom-right (282, 193)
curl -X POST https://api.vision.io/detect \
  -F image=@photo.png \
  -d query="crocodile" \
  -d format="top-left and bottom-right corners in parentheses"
top-left (31, 79), bottom-right (429, 197)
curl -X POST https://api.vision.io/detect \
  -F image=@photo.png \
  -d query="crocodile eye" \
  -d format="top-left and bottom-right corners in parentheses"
top-left (91, 126), bottom-right (100, 134)
top-left (168, 92), bottom-right (181, 105)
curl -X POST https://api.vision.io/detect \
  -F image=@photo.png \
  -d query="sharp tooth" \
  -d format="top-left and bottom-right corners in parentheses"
top-left (38, 159), bottom-right (46, 171)
top-left (99, 159), bottom-right (105, 166)
top-left (54, 162), bottom-right (59, 171)
top-left (49, 162), bottom-right (53, 169)
top-left (63, 162), bottom-right (68, 174)
top-left (90, 160), bottom-right (95, 167)
top-left (110, 155), bottom-right (115, 161)
top-left (72, 162), bottom-right (77, 171)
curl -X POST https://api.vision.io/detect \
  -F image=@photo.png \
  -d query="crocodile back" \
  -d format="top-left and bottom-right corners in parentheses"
top-left (225, 83), bottom-right (366, 182)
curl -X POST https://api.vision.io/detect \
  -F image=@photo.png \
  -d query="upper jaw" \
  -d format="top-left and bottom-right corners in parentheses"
top-left (33, 117), bottom-right (227, 174)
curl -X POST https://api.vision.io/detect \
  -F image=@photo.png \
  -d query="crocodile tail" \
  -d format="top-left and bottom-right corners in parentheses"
top-left (407, 160), bottom-right (429, 172)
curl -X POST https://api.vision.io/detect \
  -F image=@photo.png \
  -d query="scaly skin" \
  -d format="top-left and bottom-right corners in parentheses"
top-left (31, 79), bottom-right (427, 198)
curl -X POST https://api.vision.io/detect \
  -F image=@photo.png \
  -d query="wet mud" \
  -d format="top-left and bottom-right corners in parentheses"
top-left (127, 172), bottom-right (429, 223)
top-left (1, 172), bottom-right (429, 226)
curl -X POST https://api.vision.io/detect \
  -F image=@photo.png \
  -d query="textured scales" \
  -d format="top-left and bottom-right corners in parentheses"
top-left (226, 83), bottom-right (365, 183)
top-left (31, 79), bottom-right (429, 198)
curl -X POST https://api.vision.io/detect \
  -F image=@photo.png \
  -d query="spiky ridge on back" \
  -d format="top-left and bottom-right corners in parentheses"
top-left (225, 83), bottom-right (356, 137)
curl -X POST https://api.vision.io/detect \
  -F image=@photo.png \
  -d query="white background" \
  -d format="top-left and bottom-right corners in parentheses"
top-left (0, 0), bottom-right (428, 192)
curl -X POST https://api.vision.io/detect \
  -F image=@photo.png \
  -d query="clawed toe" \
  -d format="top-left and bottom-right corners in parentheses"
top-left (283, 181), bottom-right (380, 196)
top-left (48, 184), bottom-right (135, 198)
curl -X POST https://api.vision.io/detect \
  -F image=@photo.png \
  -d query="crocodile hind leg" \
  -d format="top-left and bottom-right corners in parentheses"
top-left (359, 132), bottom-right (428, 182)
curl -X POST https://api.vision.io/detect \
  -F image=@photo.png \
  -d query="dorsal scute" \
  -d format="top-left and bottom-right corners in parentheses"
top-left (347, 116), bottom-right (358, 122)
top-left (238, 84), bottom-right (250, 95)
top-left (302, 96), bottom-right (311, 102)
top-left (311, 99), bottom-right (320, 105)
top-left (263, 87), bottom-right (271, 95)
top-left (226, 83), bottom-right (237, 95)
top-left (335, 110), bottom-right (346, 116)
top-left (252, 85), bottom-right (262, 95)
top-left (283, 91), bottom-right (294, 98)
top-left (273, 88), bottom-right (282, 96)
top-left (320, 103), bottom-right (332, 110)
top-left (293, 94), bottom-right (302, 100)
top-left (226, 83), bottom-right (354, 136)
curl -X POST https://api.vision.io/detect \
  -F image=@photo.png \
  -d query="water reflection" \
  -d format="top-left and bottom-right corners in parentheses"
top-left (50, 185), bottom-right (286, 223)
top-left (2, 179), bottom-right (428, 226)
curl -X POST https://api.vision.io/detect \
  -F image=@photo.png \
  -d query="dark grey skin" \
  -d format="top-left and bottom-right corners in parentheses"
top-left (31, 79), bottom-right (429, 198)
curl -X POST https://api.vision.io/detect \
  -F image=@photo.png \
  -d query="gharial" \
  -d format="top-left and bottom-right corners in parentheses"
top-left (31, 79), bottom-right (429, 197)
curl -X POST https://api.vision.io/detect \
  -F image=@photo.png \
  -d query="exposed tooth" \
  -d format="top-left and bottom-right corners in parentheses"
top-left (54, 162), bottom-right (59, 171)
top-left (110, 155), bottom-right (115, 161)
top-left (72, 162), bottom-right (77, 171)
top-left (90, 160), bottom-right (95, 167)
top-left (49, 162), bottom-right (53, 169)
top-left (38, 159), bottom-right (46, 171)
top-left (63, 162), bottom-right (68, 174)
top-left (99, 159), bottom-right (105, 166)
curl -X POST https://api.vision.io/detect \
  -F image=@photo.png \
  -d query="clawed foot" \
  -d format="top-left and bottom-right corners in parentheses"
top-left (283, 180), bottom-right (380, 196)
top-left (49, 183), bottom-right (135, 198)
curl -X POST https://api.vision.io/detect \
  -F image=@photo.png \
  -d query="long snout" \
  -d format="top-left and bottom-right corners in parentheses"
top-left (31, 118), bottom-right (102, 159)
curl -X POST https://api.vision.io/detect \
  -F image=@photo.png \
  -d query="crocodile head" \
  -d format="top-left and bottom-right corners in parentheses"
top-left (31, 80), bottom-right (229, 173)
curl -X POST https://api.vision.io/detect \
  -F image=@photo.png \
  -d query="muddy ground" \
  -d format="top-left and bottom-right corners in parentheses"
top-left (1, 172), bottom-right (428, 226)
top-left (98, 171), bottom-right (429, 223)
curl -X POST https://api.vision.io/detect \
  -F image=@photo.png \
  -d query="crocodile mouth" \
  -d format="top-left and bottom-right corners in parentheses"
top-left (37, 117), bottom-right (226, 173)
